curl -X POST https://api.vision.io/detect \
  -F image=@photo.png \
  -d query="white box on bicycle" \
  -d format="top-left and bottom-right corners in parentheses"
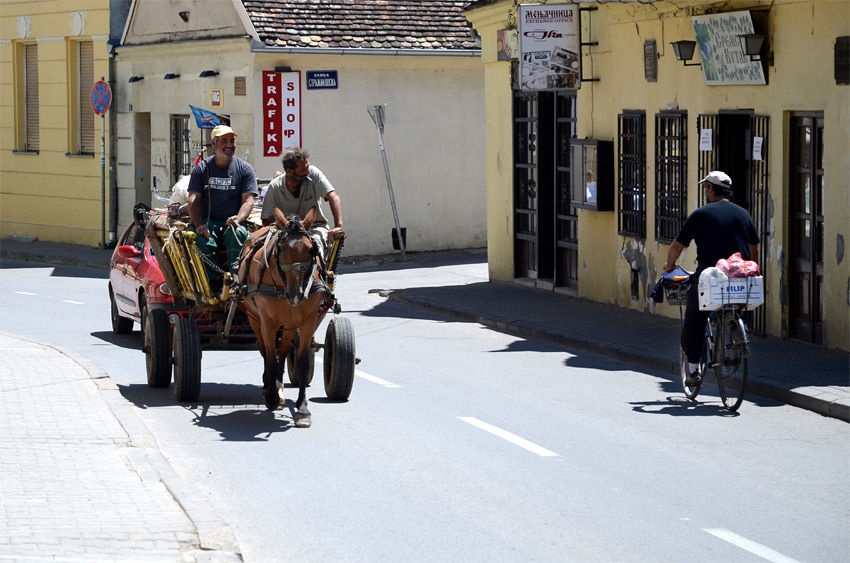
top-left (698, 274), bottom-right (764, 311)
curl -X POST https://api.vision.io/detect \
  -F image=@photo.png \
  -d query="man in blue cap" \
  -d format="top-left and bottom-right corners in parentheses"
top-left (188, 125), bottom-right (259, 285)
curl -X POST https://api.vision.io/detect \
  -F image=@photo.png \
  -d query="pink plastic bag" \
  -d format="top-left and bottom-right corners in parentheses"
top-left (716, 252), bottom-right (760, 277)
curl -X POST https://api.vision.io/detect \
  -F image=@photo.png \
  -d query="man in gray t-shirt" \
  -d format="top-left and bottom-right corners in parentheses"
top-left (261, 147), bottom-right (343, 257)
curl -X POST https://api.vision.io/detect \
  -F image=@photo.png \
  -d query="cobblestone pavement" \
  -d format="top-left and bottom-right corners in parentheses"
top-left (0, 333), bottom-right (240, 563)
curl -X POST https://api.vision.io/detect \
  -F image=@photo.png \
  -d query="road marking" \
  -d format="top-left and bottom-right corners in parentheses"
top-left (15, 291), bottom-right (36, 295)
top-left (704, 529), bottom-right (800, 563)
top-left (63, 300), bottom-right (84, 305)
top-left (458, 417), bottom-right (559, 457)
top-left (314, 358), bottom-right (401, 388)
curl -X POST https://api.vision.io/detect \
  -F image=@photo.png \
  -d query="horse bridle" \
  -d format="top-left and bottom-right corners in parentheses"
top-left (274, 220), bottom-right (319, 299)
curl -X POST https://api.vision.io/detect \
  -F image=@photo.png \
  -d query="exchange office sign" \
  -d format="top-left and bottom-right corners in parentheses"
top-left (692, 11), bottom-right (766, 86)
top-left (519, 3), bottom-right (580, 91)
top-left (262, 70), bottom-right (302, 156)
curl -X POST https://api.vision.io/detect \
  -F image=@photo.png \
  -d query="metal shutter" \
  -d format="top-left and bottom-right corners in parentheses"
top-left (25, 44), bottom-right (39, 151)
top-left (79, 41), bottom-right (95, 153)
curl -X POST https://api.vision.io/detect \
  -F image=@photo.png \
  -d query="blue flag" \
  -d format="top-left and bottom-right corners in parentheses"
top-left (189, 105), bottom-right (220, 129)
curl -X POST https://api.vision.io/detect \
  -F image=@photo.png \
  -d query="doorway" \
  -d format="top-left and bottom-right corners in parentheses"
top-left (788, 112), bottom-right (824, 345)
top-left (513, 90), bottom-right (578, 290)
top-left (133, 112), bottom-right (151, 207)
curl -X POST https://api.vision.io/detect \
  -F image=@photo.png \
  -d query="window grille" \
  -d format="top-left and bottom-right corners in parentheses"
top-left (618, 111), bottom-right (646, 238)
top-left (25, 44), bottom-right (39, 151)
top-left (78, 41), bottom-right (94, 154)
top-left (655, 112), bottom-right (687, 243)
top-left (170, 115), bottom-right (192, 185)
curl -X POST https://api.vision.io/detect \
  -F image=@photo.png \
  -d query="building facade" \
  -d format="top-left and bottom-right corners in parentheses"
top-left (1, 0), bottom-right (118, 246)
top-left (115, 0), bottom-right (485, 257)
top-left (465, 0), bottom-right (849, 351)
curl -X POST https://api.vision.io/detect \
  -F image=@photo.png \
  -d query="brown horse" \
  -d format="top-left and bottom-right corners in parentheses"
top-left (236, 211), bottom-right (327, 427)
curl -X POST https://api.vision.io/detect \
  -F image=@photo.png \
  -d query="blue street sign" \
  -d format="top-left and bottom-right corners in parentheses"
top-left (306, 70), bottom-right (338, 90)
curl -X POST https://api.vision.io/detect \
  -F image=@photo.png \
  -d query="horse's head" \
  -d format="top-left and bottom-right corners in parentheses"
top-left (275, 213), bottom-right (318, 307)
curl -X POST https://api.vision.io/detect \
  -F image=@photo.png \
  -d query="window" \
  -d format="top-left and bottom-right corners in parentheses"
top-left (618, 112), bottom-right (646, 238)
top-left (170, 115), bottom-right (191, 185)
top-left (76, 41), bottom-right (95, 154)
top-left (15, 43), bottom-right (39, 152)
top-left (655, 112), bottom-right (688, 243)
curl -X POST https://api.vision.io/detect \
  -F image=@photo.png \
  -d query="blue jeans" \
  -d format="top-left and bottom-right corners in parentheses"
top-left (189, 220), bottom-right (248, 281)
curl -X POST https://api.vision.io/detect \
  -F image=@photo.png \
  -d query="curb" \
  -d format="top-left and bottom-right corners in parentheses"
top-left (385, 292), bottom-right (849, 422)
top-left (1, 332), bottom-right (243, 561)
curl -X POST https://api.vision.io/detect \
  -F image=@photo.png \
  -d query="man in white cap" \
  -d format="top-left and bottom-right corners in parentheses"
top-left (663, 171), bottom-right (760, 385)
top-left (188, 125), bottom-right (259, 284)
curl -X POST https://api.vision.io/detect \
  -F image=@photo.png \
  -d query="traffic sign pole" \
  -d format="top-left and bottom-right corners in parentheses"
top-left (91, 80), bottom-right (112, 248)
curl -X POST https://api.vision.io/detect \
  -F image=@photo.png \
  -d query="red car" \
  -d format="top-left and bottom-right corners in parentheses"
top-left (108, 219), bottom-right (173, 335)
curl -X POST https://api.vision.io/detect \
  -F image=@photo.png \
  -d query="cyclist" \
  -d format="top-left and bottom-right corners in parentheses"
top-left (662, 171), bottom-right (760, 385)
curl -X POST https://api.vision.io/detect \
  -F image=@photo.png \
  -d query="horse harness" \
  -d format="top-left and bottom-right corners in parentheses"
top-left (239, 221), bottom-right (330, 302)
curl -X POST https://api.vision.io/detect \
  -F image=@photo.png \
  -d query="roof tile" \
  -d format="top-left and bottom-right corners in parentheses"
top-left (242, 1), bottom-right (479, 50)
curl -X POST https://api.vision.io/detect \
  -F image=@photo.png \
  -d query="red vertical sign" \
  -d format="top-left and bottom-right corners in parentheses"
top-left (263, 70), bottom-right (301, 157)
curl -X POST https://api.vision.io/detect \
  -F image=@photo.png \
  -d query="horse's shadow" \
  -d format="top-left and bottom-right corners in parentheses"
top-left (119, 382), bottom-right (334, 441)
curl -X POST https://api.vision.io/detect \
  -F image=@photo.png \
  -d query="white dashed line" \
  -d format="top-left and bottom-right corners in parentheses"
top-left (459, 417), bottom-right (559, 457)
top-left (63, 300), bottom-right (85, 305)
top-left (15, 291), bottom-right (36, 295)
top-left (314, 358), bottom-right (401, 388)
top-left (704, 529), bottom-right (800, 563)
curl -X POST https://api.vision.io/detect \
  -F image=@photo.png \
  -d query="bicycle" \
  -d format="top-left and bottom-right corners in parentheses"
top-left (660, 268), bottom-right (757, 411)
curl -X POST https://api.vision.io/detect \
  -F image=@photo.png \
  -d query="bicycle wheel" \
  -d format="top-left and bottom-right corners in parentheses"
top-left (680, 346), bottom-right (702, 399)
top-left (715, 311), bottom-right (748, 411)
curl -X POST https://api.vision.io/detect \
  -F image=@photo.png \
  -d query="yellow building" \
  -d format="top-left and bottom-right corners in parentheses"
top-left (465, 0), bottom-right (849, 351)
top-left (1, 0), bottom-right (118, 246)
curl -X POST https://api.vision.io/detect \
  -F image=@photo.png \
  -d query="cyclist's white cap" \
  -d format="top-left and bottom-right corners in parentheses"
top-left (699, 171), bottom-right (732, 190)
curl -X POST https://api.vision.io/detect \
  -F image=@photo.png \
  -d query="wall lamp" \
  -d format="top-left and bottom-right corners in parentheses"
top-left (163, 73), bottom-right (180, 80)
top-left (274, 65), bottom-right (291, 73)
top-left (738, 33), bottom-right (772, 65)
top-left (128, 76), bottom-right (144, 83)
top-left (199, 70), bottom-right (219, 78)
top-left (670, 40), bottom-right (701, 67)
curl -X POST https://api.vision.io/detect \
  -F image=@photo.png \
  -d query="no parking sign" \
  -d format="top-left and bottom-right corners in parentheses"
top-left (91, 80), bottom-right (112, 115)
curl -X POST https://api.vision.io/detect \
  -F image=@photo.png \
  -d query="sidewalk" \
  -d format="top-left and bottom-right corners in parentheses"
top-left (2, 236), bottom-right (848, 424)
top-left (0, 332), bottom-right (241, 562)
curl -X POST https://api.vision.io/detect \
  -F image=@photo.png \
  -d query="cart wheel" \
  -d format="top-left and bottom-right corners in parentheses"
top-left (287, 331), bottom-right (315, 386)
top-left (145, 309), bottom-right (172, 388)
top-left (323, 317), bottom-right (355, 401)
top-left (173, 318), bottom-right (202, 402)
top-left (111, 290), bottom-right (134, 334)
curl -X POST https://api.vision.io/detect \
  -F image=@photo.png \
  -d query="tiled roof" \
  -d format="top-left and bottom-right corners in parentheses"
top-left (243, 1), bottom-right (480, 50)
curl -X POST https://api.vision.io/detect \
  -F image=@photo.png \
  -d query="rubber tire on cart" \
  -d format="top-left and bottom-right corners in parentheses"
top-left (323, 317), bottom-right (355, 401)
top-left (145, 309), bottom-right (172, 388)
top-left (172, 318), bottom-right (202, 402)
top-left (111, 291), bottom-right (134, 334)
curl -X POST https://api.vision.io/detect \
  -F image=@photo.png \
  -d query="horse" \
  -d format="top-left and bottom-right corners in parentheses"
top-left (236, 210), bottom-right (328, 427)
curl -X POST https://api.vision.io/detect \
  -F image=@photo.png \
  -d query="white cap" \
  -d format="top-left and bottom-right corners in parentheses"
top-left (699, 171), bottom-right (732, 190)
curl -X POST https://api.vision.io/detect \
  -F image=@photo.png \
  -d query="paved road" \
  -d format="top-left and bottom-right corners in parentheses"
top-left (1, 256), bottom-right (848, 562)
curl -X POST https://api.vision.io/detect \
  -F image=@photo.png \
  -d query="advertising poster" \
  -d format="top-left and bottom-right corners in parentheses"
top-left (692, 11), bottom-right (766, 85)
top-left (519, 4), bottom-right (580, 91)
top-left (262, 70), bottom-right (301, 157)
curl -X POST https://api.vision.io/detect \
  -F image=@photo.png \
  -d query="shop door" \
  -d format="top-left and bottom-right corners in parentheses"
top-left (513, 90), bottom-right (577, 288)
top-left (696, 112), bottom-right (769, 335)
top-left (789, 113), bottom-right (825, 345)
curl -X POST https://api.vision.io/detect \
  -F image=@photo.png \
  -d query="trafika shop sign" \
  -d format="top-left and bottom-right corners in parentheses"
top-left (263, 70), bottom-right (301, 156)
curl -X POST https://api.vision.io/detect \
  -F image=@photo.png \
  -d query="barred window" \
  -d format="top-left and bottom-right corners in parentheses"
top-left (618, 111), bottom-right (646, 238)
top-left (22, 43), bottom-right (40, 151)
top-left (170, 115), bottom-right (191, 185)
top-left (77, 41), bottom-right (95, 154)
top-left (655, 112), bottom-right (688, 243)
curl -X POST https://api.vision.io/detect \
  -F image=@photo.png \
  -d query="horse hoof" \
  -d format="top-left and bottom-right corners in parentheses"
top-left (263, 392), bottom-right (282, 411)
top-left (295, 414), bottom-right (312, 428)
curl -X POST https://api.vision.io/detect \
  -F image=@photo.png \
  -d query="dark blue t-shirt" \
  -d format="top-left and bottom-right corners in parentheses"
top-left (676, 199), bottom-right (760, 273)
top-left (188, 156), bottom-right (259, 221)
